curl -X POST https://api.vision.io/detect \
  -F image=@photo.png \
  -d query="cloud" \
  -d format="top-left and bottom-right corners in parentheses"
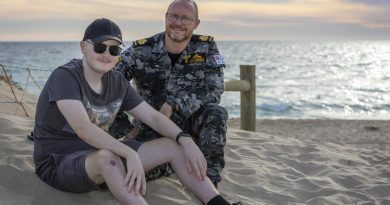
top-left (198, 0), bottom-right (390, 28)
top-left (0, 0), bottom-right (389, 41)
top-left (345, 0), bottom-right (390, 4)
top-left (3, 0), bottom-right (388, 28)
top-left (198, 20), bottom-right (390, 41)
top-left (0, 0), bottom-right (166, 21)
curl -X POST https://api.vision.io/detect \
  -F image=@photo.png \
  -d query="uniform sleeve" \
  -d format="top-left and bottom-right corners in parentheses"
top-left (114, 45), bottom-right (137, 81)
top-left (169, 40), bottom-right (225, 119)
top-left (47, 68), bottom-right (81, 102)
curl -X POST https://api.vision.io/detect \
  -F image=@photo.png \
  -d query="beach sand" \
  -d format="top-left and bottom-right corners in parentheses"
top-left (1, 79), bottom-right (390, 205)
top-left (227, 118), bottom-right (390, 151)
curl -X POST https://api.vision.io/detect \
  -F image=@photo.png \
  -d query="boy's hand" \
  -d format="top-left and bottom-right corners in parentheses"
top-left (124, 151), bottom-right (146, 195)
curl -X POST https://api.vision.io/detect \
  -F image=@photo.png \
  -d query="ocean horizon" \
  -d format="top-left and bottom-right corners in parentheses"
top-left (1, 40), bottom-right (390, 119)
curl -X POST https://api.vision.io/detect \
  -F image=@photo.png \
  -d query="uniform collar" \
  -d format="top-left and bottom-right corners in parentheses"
top-left (151, 32), bottom-right (166, 55)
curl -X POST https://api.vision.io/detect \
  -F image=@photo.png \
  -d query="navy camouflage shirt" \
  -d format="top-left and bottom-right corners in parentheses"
top-left (115, 32), bottom-right (225, 120)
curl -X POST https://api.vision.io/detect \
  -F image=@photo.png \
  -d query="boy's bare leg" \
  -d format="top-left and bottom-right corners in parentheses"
top-left (137, 138), bottom-right (219, 204)
top-left (85, 149), bottom-right (148, 205)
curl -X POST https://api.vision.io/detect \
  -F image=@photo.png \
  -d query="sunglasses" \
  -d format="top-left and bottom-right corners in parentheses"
top-left (86, 40), bottom-right (122, 56)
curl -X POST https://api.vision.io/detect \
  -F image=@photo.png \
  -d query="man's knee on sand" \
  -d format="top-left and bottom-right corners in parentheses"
top-left (193, 104), bottom-right (228, 146)
top-left (197, 103), bottom-right (228, 121)
top-left (191, 104), bottom-right (227, 184)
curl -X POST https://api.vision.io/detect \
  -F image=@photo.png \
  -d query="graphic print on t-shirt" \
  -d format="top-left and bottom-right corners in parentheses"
top-left (82, 97), bottom-right (123, 131)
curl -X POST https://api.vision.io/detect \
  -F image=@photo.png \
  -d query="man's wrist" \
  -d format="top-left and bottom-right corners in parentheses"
top-left (175, 131), bottom-right (192, 145)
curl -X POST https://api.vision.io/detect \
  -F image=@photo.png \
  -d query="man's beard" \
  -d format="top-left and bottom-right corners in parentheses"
top-left (167, 28), bottom-right (192, 43)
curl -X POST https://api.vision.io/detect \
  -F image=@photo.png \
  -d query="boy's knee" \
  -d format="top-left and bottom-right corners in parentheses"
top-left (154, 138), bottom-right (183, 160)
top-left (160, 138), bottom-right (180, 151)
top-left (93, 149), bottom-right (121, 170)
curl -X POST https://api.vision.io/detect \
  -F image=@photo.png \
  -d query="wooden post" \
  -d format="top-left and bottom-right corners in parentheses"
top-left (224, 80), bottom-right (250, 92)
top-left (240, 65), bottom-right (256, 131)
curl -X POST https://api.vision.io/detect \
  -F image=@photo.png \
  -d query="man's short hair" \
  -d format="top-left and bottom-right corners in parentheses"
top-left (167, 0), bottom-right (199, 19)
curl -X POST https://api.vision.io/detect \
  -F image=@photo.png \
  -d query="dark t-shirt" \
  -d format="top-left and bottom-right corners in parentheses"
top-left (167, 51), bottom-right (182, 67)
top-left (33, 59), bottom-right (143, 167)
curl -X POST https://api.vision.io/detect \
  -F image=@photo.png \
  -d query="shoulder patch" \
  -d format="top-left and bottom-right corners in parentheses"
top-left (116, 56), bottom-right (123, 65)
top-left (191, 35), bottom-right (214, 43)
top-left (117, 56), bottom-right (123, 63)
top-left (132, 37), bottom-right (154, 47)
top-left (213, 54), bottom-right (225, 65)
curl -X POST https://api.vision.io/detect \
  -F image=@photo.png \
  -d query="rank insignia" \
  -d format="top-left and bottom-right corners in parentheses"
top-left (133, 38), bottom-right (153, 47)
top-left (137, 38), bottom-right (147, 45)
top-left (199, 35), bottom-right (210, 42)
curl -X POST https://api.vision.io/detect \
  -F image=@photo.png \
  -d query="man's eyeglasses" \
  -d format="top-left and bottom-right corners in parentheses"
top-left (86, 40), bottom-right (122, 56)
top-left (166, 13), bottom-right (196, 25)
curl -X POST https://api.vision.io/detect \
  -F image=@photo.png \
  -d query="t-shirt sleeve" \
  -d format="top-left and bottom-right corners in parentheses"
top-left (121, 79), bottom-right (144, 111)
top-left (47, 68), bottom-right (81, 102)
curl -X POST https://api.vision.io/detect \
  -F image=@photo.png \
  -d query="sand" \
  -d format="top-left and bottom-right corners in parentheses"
top-left (227, 119), bottom-right (390, 151)
top-left (1, 79), bottom-right (390, 205)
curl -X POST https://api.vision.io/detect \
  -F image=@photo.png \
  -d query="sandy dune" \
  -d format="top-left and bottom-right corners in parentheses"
top-left (1, 80), bottom-right (389, 204)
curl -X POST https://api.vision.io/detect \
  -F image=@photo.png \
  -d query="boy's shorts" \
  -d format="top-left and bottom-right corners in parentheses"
top-left (37, 140), bottom-right (142, 193)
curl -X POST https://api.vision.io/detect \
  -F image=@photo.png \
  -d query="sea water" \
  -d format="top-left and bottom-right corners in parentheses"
top-left (1, 41), bottom-right (390, 119)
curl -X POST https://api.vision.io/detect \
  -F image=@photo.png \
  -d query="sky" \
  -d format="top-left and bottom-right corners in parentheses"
top-left (1, 0), bottom-right (390, 41)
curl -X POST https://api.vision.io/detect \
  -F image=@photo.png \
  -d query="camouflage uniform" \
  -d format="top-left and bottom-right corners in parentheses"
top-left (114, 32), bottom-right (227, 184)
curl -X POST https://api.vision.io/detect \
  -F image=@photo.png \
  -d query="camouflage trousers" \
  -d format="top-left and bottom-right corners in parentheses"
top-left (137, 103), bottom-right (228, 184)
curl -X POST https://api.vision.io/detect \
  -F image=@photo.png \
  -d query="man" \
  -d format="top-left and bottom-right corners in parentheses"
top-left (33, 18), bottom-right (234, 205)
top-left (115, 0), bottom-right (227, 187)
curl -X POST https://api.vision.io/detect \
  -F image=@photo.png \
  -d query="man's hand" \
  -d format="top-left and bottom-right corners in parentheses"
top-left (160, 103), bottom-right (173, 118)
top-left (124, 151), bottom-right (146, 195)
top-left (179, 137), bottom-right (207, 181)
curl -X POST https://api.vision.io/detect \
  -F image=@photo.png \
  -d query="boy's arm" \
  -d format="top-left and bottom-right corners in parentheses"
top-left (57, 99), bottom-right (146, 195)
top-left (129, 101), bottom-right (207, 181)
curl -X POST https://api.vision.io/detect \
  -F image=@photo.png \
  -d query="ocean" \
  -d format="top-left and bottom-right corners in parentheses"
top-left (1, 41), bottom-right (390, 119)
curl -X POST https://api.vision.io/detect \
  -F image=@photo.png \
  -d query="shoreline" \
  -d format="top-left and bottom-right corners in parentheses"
top-left (1, 77), bottom-right (389, 151)
top-left (1, 77), bottom-right (389, 152)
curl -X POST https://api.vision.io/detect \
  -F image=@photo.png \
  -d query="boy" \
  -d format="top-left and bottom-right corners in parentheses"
top-left (33, 18), bottom-right (234, 205)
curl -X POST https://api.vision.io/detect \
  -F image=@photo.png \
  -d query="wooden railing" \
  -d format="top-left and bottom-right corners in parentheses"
top-left (224, 65), bottom-right (256, 131)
